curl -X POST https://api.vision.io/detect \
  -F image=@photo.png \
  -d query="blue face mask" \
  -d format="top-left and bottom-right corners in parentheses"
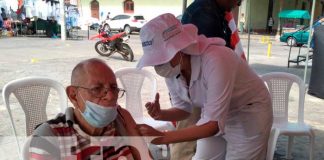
top-left (80, 100), bottom-right (118, 128)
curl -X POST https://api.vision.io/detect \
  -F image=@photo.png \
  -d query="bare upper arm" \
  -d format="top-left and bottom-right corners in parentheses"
top-left (118, 107), bottom-right (139, 134)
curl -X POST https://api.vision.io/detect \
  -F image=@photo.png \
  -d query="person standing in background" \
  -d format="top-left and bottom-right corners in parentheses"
top-left (1, 8), bottom-right (7, 20)
top-left (267, 16), bottom-right (274, 34)
top-left (0, 12), bottom-right (3, 29)
top-left (106, 12), bottom-right (111, 19)
top-left (1, 8), bottom-right (7, 30)
top-left (239, 13), bottom-right (245, 33)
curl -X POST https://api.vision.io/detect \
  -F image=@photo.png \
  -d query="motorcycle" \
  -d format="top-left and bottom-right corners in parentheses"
top-left (90, 28), bottom-right (134, 62)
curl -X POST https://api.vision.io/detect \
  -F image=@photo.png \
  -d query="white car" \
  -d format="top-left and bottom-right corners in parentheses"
top-left (103, 14), bottom-right (147, 34)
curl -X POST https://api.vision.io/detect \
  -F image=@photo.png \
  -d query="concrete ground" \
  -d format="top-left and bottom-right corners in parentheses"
top-left (0, 31), bottom-right (323, 159)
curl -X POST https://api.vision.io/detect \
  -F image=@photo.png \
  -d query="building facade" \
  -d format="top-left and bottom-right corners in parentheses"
top-left (79, 0), bottom-right (323, 34)
top-left (1, 0), bottom-right (321, 34)
top-left (239, 0), bottom-right (324, 33)
top-left (80, 0), bottom-right (189, 21)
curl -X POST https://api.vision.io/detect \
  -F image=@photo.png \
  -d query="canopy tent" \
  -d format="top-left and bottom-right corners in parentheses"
top-left (278, 10), bottom-right (310, 19)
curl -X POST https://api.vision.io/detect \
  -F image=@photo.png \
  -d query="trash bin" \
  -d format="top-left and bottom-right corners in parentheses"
top-left (308, 25), bottom-right (324, 99)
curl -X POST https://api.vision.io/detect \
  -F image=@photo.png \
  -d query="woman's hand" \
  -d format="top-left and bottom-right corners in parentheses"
top-left (136, 124), bottom-right (165, 144)
top-left (145, 93), bottom-right (161, 120)
top-left (136, 124), bottom-right (164, 136)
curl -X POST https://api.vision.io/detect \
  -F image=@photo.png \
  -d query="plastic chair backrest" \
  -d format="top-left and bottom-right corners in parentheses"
top-left (261, 72), bottom-right (305, 124)
top-left (115, 68), bottom-right (157, 118)
top-left (2, 77), bottom-right (67, 136)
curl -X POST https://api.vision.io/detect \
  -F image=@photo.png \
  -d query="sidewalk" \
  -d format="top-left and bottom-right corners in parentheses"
top-left (239, 32), bottom-right (278, 41)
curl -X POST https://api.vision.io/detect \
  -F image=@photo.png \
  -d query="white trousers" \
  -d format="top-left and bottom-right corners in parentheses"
top-left (193, 102), bottom-right (273, 160)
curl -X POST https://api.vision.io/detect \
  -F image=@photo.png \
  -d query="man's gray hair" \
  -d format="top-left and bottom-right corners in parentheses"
top-left (71, 58), bottom-right (107, 85)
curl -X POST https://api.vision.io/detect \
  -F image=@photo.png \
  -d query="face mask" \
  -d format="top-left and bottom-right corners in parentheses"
top-left (154, 62), bottom-right (180, 78)
top-left (154, 53), bottom-right (182, 78)
top-left (78, 94), bottom-right (118, 128)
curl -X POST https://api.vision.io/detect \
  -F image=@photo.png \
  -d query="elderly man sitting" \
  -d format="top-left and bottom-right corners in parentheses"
top-left (28, 58), bottom-right (148, 159)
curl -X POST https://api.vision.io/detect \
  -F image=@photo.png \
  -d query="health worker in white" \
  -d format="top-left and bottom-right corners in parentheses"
top-left (136, 13), bottom-right (273, 160)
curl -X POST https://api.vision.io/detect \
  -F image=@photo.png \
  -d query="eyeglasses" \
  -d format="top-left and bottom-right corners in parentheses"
top-left (74, 86), bottom-right (126, 98)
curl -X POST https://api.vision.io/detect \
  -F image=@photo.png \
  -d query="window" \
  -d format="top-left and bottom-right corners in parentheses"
top-left (90, 0), bottom-right (99, 19)
top-left (120, 15), bottom-right (131, 20)
top-left (134, 16), bottom-right (144, 20)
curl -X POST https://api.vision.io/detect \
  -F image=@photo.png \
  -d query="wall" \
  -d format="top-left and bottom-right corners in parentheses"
top-left (80, 0), bottom-right (323, 33)
top-left (251, 0), bottom-right (269, 32)
top-left (79, 0), bottom-right (188, 21)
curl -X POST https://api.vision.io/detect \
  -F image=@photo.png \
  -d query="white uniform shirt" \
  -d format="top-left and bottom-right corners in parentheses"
top-left (165, 39), bottom-right (270, 135)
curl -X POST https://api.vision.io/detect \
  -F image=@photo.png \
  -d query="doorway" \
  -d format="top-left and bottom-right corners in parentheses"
top-left (90, 0), bottom-right (99, 19)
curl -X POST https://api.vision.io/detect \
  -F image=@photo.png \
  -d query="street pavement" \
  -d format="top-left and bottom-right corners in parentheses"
top-left (0, 31), bottom-right (323, 159)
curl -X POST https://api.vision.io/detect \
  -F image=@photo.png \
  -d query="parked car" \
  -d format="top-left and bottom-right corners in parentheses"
top-left (280, 18), bottom-right (324, 47)
top-left (280, 26), bottom-right (310, 46)
top-left (102, 14), bottom-right (147, 34)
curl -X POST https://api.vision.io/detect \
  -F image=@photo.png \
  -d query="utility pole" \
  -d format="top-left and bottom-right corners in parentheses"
top-left (304, 0), bottom-right (317, 83)
top-left (182, 0), bottom-right (187, 14)
top-left (60, 0), bottom-right (66, 40)
top-left (275, 0), bottom-right (283, 40)
top-left (247, 0), bottom-right (251, 63)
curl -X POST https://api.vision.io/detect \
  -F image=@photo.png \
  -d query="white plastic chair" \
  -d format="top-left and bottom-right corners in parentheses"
top-left (266, 128), bottom-right (280, 160)
top-left (115, 67), bottom-right (175, 131)
top-left (2, 77), bottom-right (67, 158)
top-left (261, 72), bottom-right (315, 160)
top-left (115, 68), bottom-right (174, 160)
top-left (22, 136), bottom-right (32, 160)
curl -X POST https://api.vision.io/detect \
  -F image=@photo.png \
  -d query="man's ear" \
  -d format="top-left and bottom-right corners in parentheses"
top-left (66, 86), bottom-right (78, 107)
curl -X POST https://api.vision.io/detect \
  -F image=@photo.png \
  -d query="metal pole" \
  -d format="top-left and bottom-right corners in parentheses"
top-left (303, 0), bottom-right (316, 83)
top-left (275, 0), bottom-right (283, 39)
top-left (88, 25), bottom-right (90, 40)
top-left (182, 0), bottom-right (187, 14)
top-left (60, 0), bottom-right (66, 40)
top-left (79, 0), bottom-right (83, 17)
top-left (247, 0), bottom-right (251, 63)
